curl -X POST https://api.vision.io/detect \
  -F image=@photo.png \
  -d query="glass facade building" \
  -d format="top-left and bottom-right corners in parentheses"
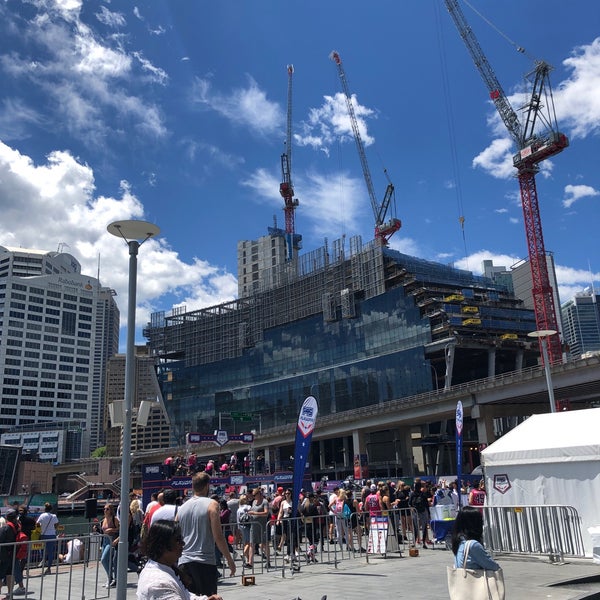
top-left (146, 237), bottom-right (538, 447)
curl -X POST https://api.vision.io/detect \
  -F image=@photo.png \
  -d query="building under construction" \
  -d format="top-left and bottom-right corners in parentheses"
top-left (144, 230), bottom-right (538, 470)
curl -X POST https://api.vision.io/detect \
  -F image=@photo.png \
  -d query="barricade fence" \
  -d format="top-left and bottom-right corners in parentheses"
top-left (0, 509), bottom-right (422, 596)
top-left (482, 504), bottom-right (585, 562)
top-left (0, 532), bottom-right (112, 599)
top-left (221, 507), bottom-right (422, 579)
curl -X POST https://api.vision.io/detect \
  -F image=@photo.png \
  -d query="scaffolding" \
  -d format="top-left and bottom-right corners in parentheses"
top-left (145, 234), bottom-right (538, 373)
top-left (146, 236), bottom-right (386, 367)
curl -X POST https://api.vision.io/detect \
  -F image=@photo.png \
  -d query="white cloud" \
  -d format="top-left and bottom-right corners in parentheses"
top-left (192, 76), bottom-right (283, 136)
top-left (472, 137), bottom-right (515, 178)
top-left (0, 2), bottom-right (168, 148)
top-left (563, 183), bottom-right (599, 208)
top-left (296, 92), bottom-right (375, 154)
top-left (557, 37), bottom-right (600, 138)
top-left (241, 167), bottom-right (369, 242)
top-left (453, 250), bottom-right (521, 274)
top-left (450, 249), bottom-right (600, 304)
top-left (470, 38), bottom-right (600, 179)
top-left (494, 208), bottom-right (508, 214)
top-left (95, 7), bottom-right (126, 28)
top-left (0, 141), bottom-right (236, 339)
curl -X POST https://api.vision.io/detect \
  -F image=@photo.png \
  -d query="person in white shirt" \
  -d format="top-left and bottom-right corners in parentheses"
top-left (151, 489), bottom-right (179, 524)
top-left (137, 519), bottom-right (222, 600)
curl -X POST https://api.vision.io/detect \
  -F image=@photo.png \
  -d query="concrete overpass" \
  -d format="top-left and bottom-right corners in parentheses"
top-left (50, 354), bottom-right (600, 489)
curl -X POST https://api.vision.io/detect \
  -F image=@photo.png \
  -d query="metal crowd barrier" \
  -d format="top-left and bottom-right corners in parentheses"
top-left (0, 532), bottom-right (113, 599)
top-left (482, 504), bottom-right (585, 562)
top-left (224, 507), bottom-right (420, 580)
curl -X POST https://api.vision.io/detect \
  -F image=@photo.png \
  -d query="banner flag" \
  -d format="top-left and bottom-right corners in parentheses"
top-left (456, 400), bottom-right (463, 507)
top-left (291, 395), bottom-right (318, 515)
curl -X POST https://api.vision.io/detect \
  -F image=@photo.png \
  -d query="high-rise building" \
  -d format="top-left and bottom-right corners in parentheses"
top-left (561, 291), bottom-right (600, 359)
top-left (105, 346), bottom-right (171, 456)
top-left (511, 253), bottom-right (564, 339)
top-left (145, 232), bottom-right (539, 469)
top-left (482, 259), bottom-right (514, 293)
top-left (0, 245), bottom-right (119, 458)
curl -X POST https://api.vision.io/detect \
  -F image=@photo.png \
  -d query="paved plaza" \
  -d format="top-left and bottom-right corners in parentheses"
top-left (14, 547), bottom-right (600, 600)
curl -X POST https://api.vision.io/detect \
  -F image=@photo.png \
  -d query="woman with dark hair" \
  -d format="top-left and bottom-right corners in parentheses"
top-left (137, 520), bottom-right (222, 600)
top-left (450, 506), bottom-right (500, 570)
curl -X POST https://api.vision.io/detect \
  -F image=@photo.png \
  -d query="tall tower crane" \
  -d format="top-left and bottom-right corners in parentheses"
top-left (279, 64), bottom-right (299, 261)
top-left (330, 51), bottom-right (401, 246)
top-left (445, 0), bottom-right (568, 364)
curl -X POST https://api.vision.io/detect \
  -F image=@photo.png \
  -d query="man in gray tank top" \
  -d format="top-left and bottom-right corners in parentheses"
top-left (176, 472), bottom-right (236, 595)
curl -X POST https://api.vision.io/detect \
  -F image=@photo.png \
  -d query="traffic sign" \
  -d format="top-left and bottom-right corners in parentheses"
top-left (231, 411), bottom-right (252, 422)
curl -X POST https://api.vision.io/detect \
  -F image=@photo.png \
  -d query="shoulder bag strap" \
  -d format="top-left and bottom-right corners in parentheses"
top-left (462, 539), bottom-right (473, 569)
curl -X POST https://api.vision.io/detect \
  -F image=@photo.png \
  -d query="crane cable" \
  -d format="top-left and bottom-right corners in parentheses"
top-left (434, 2), bottom-right (469, 270)
top-left (462, 0), bottom-right (536, 62)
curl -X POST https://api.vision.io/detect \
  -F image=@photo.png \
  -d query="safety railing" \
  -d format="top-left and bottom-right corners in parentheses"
top-left (223, 507), bottom-right (420, 580)
top-left (0, 532), bottom-right (116, 599)
top-left (483, 504), bottom-right (585, 562)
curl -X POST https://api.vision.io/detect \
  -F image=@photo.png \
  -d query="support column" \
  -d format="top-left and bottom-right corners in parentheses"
top-left (319, 440), bottom-right (326, 471)
top-left (487, 348), bottom-right (496, 378)
top-left (395, 426), bottom-right (414, 477)
top-left (263, 447), bottom-right (271, 474)
top-left (445, 344), bottom-right (456, 389)
top-left (515, 348), bottom-right (524, 371)
top-left (342, 436), bottom-right (350, 470)
top-left (351, 429), bottom-right (367, 480)
top-left (471, 404), bottom-right (496, 447)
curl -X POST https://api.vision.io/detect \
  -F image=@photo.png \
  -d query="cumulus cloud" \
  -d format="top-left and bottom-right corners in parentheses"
top-left (192, 75), bottom-right (283, 136)
top-left (563, 183), bottom-right (599, 208)
top-left (0, 142), bottom-right (237, 338)
top-left (295, 92), bottom-right (376, 154)
top-left (557, 38), bottom-right (600, 138)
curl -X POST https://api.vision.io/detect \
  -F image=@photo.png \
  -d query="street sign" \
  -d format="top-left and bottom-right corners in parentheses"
top-left (231, 411), bottom-right (252, 422)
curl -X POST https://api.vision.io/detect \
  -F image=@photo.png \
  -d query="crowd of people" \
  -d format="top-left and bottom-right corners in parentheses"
top-left (0, 501), bottom-right (59, 599)
top-left (0, 473), bottom-right (488, 600)
top-left (162, 452), bottom-right (257, 479)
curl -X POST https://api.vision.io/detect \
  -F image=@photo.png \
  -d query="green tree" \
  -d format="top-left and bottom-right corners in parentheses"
top-left (91, 446), bottom-right (107, 458)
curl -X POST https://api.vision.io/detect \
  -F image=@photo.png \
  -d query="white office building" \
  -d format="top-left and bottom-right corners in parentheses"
top-left (0, 246), bottom-right (119, 459)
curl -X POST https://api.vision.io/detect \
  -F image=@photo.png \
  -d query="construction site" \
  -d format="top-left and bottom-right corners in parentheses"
top-left (143, 2), bottom-right (570, 476)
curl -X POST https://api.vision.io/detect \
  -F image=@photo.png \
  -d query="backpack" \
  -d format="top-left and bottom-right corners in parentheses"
top-left (411, 492), bottom-right (428, 513)
top-left (342, 502), bottom-right (352, 520)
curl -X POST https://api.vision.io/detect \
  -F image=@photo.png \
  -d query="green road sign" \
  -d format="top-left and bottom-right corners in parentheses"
top-left (231, 411), bottom-right (252, 421)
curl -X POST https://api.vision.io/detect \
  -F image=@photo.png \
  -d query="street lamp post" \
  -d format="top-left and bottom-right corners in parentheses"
top-left (108, 220), bottom-right (159, 599)
top-left (528, 329), bottom-right (558, 414)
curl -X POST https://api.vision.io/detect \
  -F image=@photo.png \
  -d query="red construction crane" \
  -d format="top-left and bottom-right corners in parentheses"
top-left (330, 51), bottom-right (401, 246)
top-left (280, 65), bottom-right (299, 249)
top-left (445, 0), bottom-right (568, 364)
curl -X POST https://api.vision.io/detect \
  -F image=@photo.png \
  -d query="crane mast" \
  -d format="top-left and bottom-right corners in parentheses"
top-left (279, 64), bottom-right (299, 260)
top-left (330, 51), bottom-right (401, 246)
top-left (445, 0), bottom-right (568, 365)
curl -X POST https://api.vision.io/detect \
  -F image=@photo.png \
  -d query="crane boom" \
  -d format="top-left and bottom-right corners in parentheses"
top-left (279, 65), bottom-right (299, 260)
top-left (330, 51), bottom-right (401, 246)
top-left (444, 0), bottom-right (568, 365)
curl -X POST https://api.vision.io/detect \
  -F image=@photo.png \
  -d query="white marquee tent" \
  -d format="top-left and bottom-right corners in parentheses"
top-left (481, 407), bottom-right (600, 557)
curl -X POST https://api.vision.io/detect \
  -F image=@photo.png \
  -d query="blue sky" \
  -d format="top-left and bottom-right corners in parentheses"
top-left (0, 1), bottom-right (599, 342)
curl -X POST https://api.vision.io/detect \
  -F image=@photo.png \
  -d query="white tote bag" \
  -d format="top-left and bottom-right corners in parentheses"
top-left (447, 540), bottom-right (505, 600)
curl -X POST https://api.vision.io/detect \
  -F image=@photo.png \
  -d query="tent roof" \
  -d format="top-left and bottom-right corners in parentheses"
top-left (481, 407), bottom-right (600, 466)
